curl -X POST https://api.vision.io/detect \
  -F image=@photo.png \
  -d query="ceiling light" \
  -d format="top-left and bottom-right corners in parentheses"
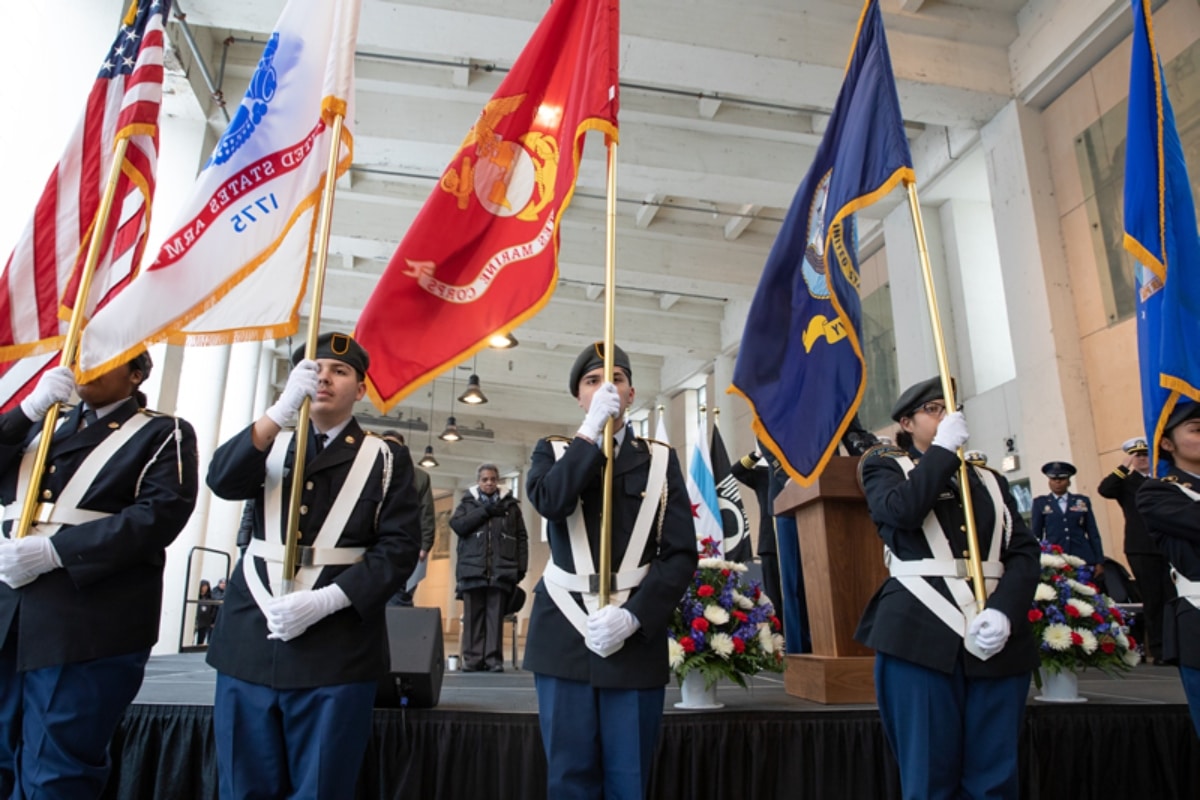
top-left (418, 445), bottom-right (439, 469)
top-left (488, 332), bottom-right (518, 349)
top-left (439, 415), bottom-right (461, 442)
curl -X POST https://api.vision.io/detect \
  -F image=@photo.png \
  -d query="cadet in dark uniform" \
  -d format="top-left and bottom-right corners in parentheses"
top-left (1032, 461), bottom-right (1106, 569)
top-left (855, 377), bottom-right (1039, 800)
top-left (731, 451), bottom-right (785, 627)
top-left (205, 333), bottom-right (421, 799)
top-left (0, 354), bottom-right (198, 798)
top-left (1099, 437), bottom-right (1171, 664)
top-left (525, 342), bottom-right (697, 799)
top-left (1136, 402), bottom-right (1200, 737)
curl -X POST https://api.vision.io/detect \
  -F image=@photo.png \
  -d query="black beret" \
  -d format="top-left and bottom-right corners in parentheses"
top-left (569, 342), bottom-right (632, 397)
top-left (129, 350), bottom-right (153, 380)
top-left (1164, 401), bottom-right (1200, 435)
top-left (890, 376), bottom-right (954, 422)
top-left (291, 332), bottom-right (369, 376)
top-left (505, 585), bottom-right (526, 616)
top-left (1041, 461), bottom-right (1076, 479)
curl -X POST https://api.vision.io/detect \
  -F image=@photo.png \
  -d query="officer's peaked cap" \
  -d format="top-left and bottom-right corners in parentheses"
top-left (1121, 437), bottom-right (1149, 455)
top-left (1041, 461), bottom-right (1076, 479)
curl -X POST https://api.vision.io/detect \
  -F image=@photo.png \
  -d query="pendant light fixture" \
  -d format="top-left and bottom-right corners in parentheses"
top-left (488, 332), bottom-right (518, 349)
top-left (418, 383), bottom-right (439, 468)
top-left (439, 370), bottom-right (462, 442)
top-left (458, 356), bottom-right (488, 405)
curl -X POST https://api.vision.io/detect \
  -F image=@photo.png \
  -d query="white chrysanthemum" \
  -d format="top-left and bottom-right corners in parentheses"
top-left (758, 626), bottom-right (774, 654)
top-left (772, 633), bottom-right (785, 653)
top-left (1041, 553), bottom-right (1067, 569)
top-left (730, 562), bottom-right (748, 573)
top-left (698, 558), bottom-right (724, 569)
top-left (1043, 623), bottom-right (1073, 651)
top-left (1063, 553), bottom-right (1087, 568)
top-left (757, 592), bottom-right (772, 607)
top-left (1034, 584), bottom-right (1058, 602)
top-left (709, 633), bottom-right (734, 658)
top-left (704, 605), bottom-right (730, 626)
top-left (1122, 648), bottom-right (1142, 667)
top-left (732, 591), bottom-right (754, 610)
top-left (1067, 578), bottom-right (1097, 597)
top-left (668, 638), bottom-right (685, 669)
top-left (1067, 598), bottom-right (1095, 618)
top-left (1077, 628), bottom-right (1098, 654)
top-left (1116, 631), bottom-right (1130, 650)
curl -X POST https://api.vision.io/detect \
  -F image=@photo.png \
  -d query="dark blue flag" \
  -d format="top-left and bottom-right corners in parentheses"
top-left (730, 0), bottom-right (914, 486)
top-left (1123, 0), bottom-right (1200, 473)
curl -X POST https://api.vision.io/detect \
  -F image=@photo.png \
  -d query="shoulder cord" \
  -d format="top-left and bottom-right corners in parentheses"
top-left (134, 418), bottom-right (183, 497)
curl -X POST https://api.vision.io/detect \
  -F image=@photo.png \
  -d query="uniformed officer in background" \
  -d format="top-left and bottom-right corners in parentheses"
top-left (1032, 461), bottom-right (1106, 572)
top-left (1099, 437), bottom-right (1171, 664)
top-left (0, 354), bottom-right (199, 798)
top-left (856, 377), bottom-right (1039, 799)
top-left (205, 332), bottom-right (421, 799)
top-left (1137, 402), bottom-right (1200, 737)
top-left (525, 342), bottom-right (697, 799)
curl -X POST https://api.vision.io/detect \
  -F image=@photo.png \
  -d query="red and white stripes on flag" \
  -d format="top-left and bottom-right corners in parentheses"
top-left (0, 0), bottom-right (168, 407)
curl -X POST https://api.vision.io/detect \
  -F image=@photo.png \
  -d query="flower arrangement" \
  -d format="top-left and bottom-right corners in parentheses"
top-left (1028, 542), bottom-right (1140, 685)
top-left (667, 537), bottom-right (785, 689)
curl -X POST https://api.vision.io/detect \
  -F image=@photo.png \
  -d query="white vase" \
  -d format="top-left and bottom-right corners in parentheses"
top-left (1036, 667), bottom-right (1087, 703)
top-left (674, 670), bottom-right (724, 709)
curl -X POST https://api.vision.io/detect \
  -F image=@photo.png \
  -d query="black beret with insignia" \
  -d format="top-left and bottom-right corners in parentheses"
top-left (292, 332), bottom-right (370, 377)
top-left (568, 342), bottom-right (632, 398)
top-left (1164, 401), bottom-right (1200, 435)
top-left (890, 376), bottom-right (955, 422)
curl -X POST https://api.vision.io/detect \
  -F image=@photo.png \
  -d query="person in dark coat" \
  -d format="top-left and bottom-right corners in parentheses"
top-left (450, 462), bottom-right (528, 672)
top-left (1032, 460), bottom-right (1106, 571)
top-left (855, 377), bottom-right (1039, 800)
top-left (205, 332), bottom-right (421, 799)
top-left (1099, 436), bottom-right (1171, 664)
top-left (1137, 401), bottom-right (1200, 737)
top-left (525, 342), bottom-right (697, 799)
top-left (383, 431), bottom-right (436, 607)
top-left (731, 450), bottom-right (785, 627)
top-left (0, 353), bottom-right (199, 798)
top-left (195, 579), bottom-right (218, 646)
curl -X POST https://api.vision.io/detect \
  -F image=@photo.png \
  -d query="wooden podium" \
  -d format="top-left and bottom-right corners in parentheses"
top-left (774, 456), bottom-right (887, 704)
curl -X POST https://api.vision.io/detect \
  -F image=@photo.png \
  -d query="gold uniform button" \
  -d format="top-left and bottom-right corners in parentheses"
top-left (962, 550), bottom-right (969, 558)
top-left (41, 489), bottom-right (52, 500)
top-left (306, 481), bottom-right (314, 491)
top-left (48, 466), bottom-right (56, 474)
top-left (299, 505), bottom-right (309, 515)
top-left (959, 525), bottom-right (966, 532)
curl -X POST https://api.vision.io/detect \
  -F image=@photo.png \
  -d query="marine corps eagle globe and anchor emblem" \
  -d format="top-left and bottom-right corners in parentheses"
top-left (403, 94), bottom-right (561, 303)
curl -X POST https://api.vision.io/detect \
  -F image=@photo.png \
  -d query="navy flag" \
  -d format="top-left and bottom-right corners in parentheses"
top-left (711, 425), bottom-right (751, 563)
top-left (730, 0), bottom-right (914, 486)
top-left (1123, 0), bottom-right (1200, 473)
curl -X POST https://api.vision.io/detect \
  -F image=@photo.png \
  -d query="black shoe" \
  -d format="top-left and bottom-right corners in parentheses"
top-left (488, 665), bottom-right (504, 673)
top-left (461, 664), bottom-right (485, 673)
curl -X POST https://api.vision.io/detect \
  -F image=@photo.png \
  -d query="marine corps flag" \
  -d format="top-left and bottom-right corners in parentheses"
top-left (711, 426), bottom-right (751, 563)
top-left (730, 0), bottom-right (913, 487)
top-left (356, 0), bottom-right (619, 409)
top-left (1123, 0), bottom-right (1200, 471)
top-left (78, 0), bottom-right (360, 381)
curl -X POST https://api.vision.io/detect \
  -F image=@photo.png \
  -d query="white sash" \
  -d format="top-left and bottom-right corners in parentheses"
top-left (1170, 482), bottom-right (1200, 609)
top-left (886, 456), bottom-right (1007, 642)
top-left (5, 412), bottom-right (154, 536)
top-left (243, 432), bottom-right (385, 615)
top-left (541, 438), bottom-right (669, 640)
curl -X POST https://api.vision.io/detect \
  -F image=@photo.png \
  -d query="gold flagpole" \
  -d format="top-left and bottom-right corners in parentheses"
top-left (905, 182), bottom-right (986, 609)
top-left (598, 140), bottom-right (618, 607)
top-left (16, 139), bottom-right (131, 539)
top-left (281, 113), bottom-right (345, 594)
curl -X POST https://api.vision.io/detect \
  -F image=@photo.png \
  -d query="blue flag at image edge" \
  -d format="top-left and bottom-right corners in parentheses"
top-left (730, 0), bottom-right (914, 487)
top-left (1123, 0), bottom-right (1200, 473)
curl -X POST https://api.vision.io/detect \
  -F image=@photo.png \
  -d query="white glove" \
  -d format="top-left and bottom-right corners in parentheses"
top-left (20, 367), bottom-right (76, 421)
top-left (264, 583), bottom-right (351, 642)
top-left (585, 604), bottom-right (640, 658)
top-left (967, 608), bottom-right (1011, 659)
top-left (265, 359), bottom-right (319, 429)
top-left (577, 382), bottom-right (621, 443)
top-left (932, 411), bottom-right (969, 453)
top-left (0, 536), bottom-right (63, 589)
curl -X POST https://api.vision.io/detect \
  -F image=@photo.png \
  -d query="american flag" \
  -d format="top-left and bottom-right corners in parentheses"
top-left (0, 0), bottom-right (169, 410)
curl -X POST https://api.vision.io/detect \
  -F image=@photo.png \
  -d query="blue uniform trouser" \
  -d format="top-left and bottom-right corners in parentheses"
top-left (534, 673), bottom-right (664, 800)
top-left (213, 672), bottom-right (376, 800)
top-left (875, 652), bottom-right (1030, 800)
top-left (773, 514), bottom-right (811, 653)
top-left (1180, 666), bottom-right (1200, 738)
top-left (0, 629), bottom-right (148, 800)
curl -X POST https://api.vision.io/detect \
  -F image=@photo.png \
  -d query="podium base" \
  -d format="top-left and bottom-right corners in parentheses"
top-left (783, 654), bottom-right (876, 705)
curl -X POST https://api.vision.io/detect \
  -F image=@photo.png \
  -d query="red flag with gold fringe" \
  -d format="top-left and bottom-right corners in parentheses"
top-left (356, 0), bottom-right (618, 409)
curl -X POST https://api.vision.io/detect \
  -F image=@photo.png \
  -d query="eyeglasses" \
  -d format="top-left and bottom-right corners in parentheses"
top-left (916, 402), bottom-right (948, 418)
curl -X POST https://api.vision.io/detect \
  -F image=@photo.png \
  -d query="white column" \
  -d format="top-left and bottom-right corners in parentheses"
top-left (156, 345), bottom-right (232, 654)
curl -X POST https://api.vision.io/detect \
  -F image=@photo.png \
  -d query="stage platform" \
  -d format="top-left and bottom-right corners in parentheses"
top-left (106, 654), bottom-right (1200, 799)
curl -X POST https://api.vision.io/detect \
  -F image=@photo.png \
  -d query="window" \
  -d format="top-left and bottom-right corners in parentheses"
top-left (860, 283), bottom-right (898, 431)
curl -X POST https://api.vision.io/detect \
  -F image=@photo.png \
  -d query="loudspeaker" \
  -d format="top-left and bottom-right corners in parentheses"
top-left (376, 606), bottom-right (445, 709)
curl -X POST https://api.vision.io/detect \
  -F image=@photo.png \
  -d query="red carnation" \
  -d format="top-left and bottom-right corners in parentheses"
top-left (1028, 609), bottom-right (1044, 623)
top-left (1092, 612), bottom-right (1105, 624)
top-left (680, 636), bottom-right (696, 653)
top-left (1064, 604), bottom-right (1080, 618)
top-left (1127, 635), bottom-right (1138, 649)
top-left (733, 637), bottom-right (746, 654)
top-left (692, 618), bottom-right (710, 633)
top-left (697, 585), bottom-right (715, 598)
top-left (1112, 607), bottom-right (1125, 623)
top-left (770, 615), bottom-right (781, 631)
top-left (1070, 632), bottom-right (1084, 645)
top-left (721, 569), bottom-right (732, 578)
top-left (754, 586), bottom-right (762, 599)
top-left (1100, 641), bottom-right (1116, 654)
top-left (1050, 544), bottom-right (1064, 554)
top-left (733, 610), bottom-right (749, 623)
